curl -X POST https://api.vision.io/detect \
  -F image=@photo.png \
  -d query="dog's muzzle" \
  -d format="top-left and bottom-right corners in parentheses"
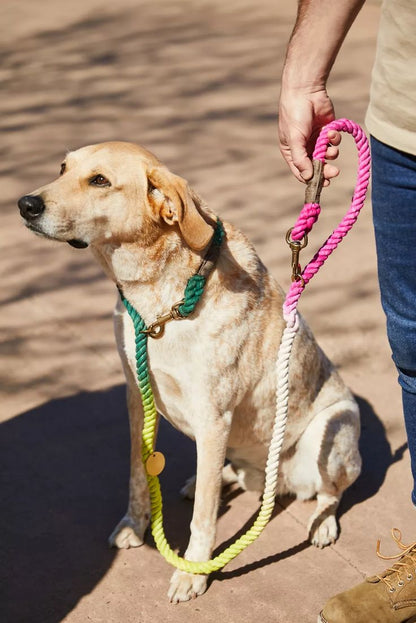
top-left (17, 194), bottom-right (89, 249)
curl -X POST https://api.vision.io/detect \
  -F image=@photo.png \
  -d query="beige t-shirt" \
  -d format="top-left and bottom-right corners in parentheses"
top-left (365, 0), bottom-right (416, 155)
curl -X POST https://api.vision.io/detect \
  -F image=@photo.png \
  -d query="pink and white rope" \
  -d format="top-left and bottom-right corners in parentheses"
top-left (266, 120), bottom-right (370, 512)
top-left (283, 118), bottom-right (371, 323)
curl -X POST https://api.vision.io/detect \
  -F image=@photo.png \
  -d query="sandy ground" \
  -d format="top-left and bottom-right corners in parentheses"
top-left (1, 1), bottom-right (414, 622)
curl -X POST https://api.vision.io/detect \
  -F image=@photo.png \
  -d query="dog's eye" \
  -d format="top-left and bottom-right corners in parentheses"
top-left (60, 163), bottom-right (66, 176)
top-left (89, 174), bottom-right (111, 187)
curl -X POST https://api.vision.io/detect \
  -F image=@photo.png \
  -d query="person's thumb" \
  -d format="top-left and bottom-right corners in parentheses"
top-left (291, 142), bottom-right (313, 182)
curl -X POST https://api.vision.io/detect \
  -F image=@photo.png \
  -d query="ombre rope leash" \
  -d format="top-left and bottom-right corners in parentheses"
top-left (120, 118), bottom-right (370, 575)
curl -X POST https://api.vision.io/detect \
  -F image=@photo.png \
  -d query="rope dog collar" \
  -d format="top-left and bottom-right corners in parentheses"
top-left (134, 218), bottom-right (225, 339)
top-left (120, 119), bottom-right (370, 575)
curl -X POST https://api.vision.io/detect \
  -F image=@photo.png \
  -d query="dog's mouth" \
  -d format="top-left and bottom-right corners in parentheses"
top-left (67, 239), bottom-right (89, 249)
top-left (24, 222), bottom-right (88, 249)
top-left (25, 222), bottom-right (55, 239)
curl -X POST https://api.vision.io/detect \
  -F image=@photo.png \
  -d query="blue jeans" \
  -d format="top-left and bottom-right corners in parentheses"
top-left (371, 136), bottom-right (416, 506)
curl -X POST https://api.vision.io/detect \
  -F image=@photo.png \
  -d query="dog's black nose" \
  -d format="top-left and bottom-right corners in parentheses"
top-left (18, 195), bottom-right (45, 220)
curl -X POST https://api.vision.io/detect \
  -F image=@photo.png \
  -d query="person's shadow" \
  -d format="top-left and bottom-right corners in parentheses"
top-left (0, 388), bottom-right (404, 622)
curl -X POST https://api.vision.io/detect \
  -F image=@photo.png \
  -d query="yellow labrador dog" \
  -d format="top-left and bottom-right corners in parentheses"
top-left (18, 142), bottom-right (361, 603)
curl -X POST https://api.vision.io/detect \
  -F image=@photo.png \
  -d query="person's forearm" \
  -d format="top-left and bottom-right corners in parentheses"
top-left (279, 0), bottom-right (366, 183)
top-left (282, 0), bottom-right (366, 90)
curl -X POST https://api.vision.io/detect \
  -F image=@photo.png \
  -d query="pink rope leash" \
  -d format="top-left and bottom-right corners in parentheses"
top-left (268, 119), bottom-right (370, 521)
top-left (283, 118), bottom-right (371, 322)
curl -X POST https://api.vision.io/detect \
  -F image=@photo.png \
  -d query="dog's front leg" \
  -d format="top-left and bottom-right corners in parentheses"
top-left (168, 414), bottom-right (231, 603)
top-left (109, 305), bottom-right (151, 549)
top-left (109, 382), bottom-right (151, 548)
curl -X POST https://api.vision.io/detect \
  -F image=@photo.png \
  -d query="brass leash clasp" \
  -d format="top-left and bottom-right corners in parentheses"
top-left (141, 301), bottom-right (184, 339)
top-left (286, 228), bottom-right (308, 287)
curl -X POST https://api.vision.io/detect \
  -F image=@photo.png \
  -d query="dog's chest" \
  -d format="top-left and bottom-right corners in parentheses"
top-left (124, 323), bottom-right (203, 439)
top-left (151, 367), bottom-right (197, 438)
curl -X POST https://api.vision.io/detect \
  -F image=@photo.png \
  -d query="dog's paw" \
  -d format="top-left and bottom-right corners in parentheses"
top-left (180, 475), bottom-right (196, 500)
top-left (309, 515), bottom-right (338, 548)
top-left (108, 514), bottom-right (147, 549)
top-left (168, 569), bottom-right (208, 603)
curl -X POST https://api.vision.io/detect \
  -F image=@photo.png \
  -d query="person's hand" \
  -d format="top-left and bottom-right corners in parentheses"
top-left (278, 87), bottom-right (341, 186)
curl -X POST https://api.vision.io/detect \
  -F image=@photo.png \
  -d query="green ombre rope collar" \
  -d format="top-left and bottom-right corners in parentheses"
top-left (133, 219), bottom-right (225, 339)
top-left (118, 218), bottom-right (279, 574)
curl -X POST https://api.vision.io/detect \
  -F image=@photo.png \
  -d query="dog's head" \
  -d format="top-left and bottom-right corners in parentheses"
top-left (17, 141), bottom-right (213, 252)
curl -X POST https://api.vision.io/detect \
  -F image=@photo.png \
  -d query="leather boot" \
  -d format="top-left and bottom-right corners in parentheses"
top-left (319, 529), bottom-right (416, 623)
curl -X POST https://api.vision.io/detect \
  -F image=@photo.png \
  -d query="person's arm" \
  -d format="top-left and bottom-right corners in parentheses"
top-left (278, 0), bottom-right (366, 184)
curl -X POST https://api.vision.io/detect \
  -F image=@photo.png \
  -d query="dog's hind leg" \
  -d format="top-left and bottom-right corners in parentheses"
top-left (307, 492), bottom-right (341, 548)
top-left (108, 301), bottom-right (151, 549)
top-left (284, 399), bottom-right (361, 548)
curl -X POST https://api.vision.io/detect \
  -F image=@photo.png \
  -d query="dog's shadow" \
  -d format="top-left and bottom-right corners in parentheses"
top-left (338, 394), bottom-right (407, 515)
top-left (0, 388), bottom-right (403, 622)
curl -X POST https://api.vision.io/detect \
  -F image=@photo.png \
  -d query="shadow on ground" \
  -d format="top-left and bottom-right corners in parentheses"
top-left (0, 385), bottom-right (196, 623)
top-left (0, 386), bottom-right (403, 622)
top-left (0, 386), bottom-right (128, 623)
top-left (339, 395), bottom-right (407, 517)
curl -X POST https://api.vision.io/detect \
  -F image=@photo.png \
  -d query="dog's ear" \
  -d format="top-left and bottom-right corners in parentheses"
top-left (147, 166), bottom-right (213, 251)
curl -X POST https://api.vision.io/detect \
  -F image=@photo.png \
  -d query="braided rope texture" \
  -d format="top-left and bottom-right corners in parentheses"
top-left (178, 219), bottom-right (225, 317)
top-left (283, 118), bottom-right (370, 320)
top-left (120, 119), bottom-right (370, 575)
top-left (178, 275), bottom-right (206, 316)
top-left (291, 202), bottom-right (321, 240)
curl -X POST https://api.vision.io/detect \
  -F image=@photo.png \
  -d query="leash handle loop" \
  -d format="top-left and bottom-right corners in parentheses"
top-left (283, 118), bottom-right (371, 321)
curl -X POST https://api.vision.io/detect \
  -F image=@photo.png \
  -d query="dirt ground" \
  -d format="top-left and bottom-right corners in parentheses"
top-left (1, 1), bottom-right (414, 622)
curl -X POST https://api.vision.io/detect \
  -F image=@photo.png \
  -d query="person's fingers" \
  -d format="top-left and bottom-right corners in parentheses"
top-left (280, 142), bottom-right (339, 185)
top-left (325, 145), bottom-right (339, 160)
top-left (287, 161), bottom-right (308, 184)
top-left (282, 155), bottom-right (339, 187)
top-left (323, 162), bottom-right (340, 180)
top-left (278, 103), bottom-right (339, 184)
top-left (290, 141), bottom-right (313, 181)
top-left (279, 147), bottom-right (307, 183)
top-left (279, 128), bottom-right (312, 184)
top-left (327, 130), bottom-right (341, 145)
top-left (325, 131), bottom-right (341, 159)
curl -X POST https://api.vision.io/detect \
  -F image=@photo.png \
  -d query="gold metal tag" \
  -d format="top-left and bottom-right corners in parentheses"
top-left (145, 451), bottom-right (166, 476)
